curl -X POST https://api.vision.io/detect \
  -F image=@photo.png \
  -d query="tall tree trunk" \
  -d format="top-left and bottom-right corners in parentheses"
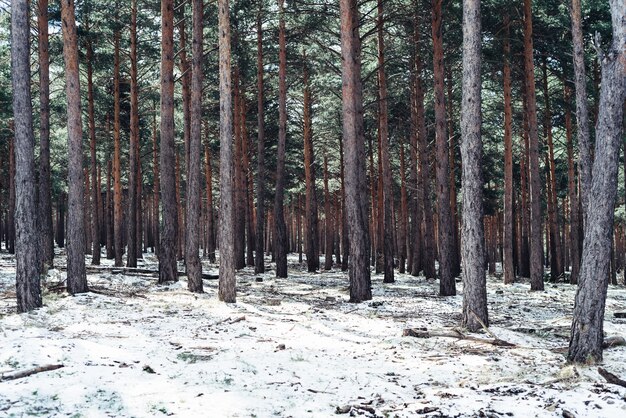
top-left (113, 27), bottom-right (123, 267)
top-left (205, 140), bottom-right (216, 263)
top-left (377, 0), bottom-right (394, 283)
top-left (85, 16), bottom-right (100, 265)
top-left (60, 0), bottom-right (88, 294)
top-left (523, 0), bottom-right (544, 291)
top-left (570, 0), bottom-right (591, 226)
top-left (542, 57), bottom-right (563, 280)
top-left (37, 0), bottom-right (54, 270)
top-left (274, 0), bottom-right (288, 278)
top-left (502, 14), bottom-right (514, 284)
top-left (568, 0), bottom-right (625, 363)
top-left (339, 0), bottom-right (372, 302)
top-left (159, 0), bottom-right (178, 283)
top-left (399, 140), bottom-right (409, 274)
top-left (324, 155), bottom-right (333, 270)
top-left (186, 0), bottom-right (203, 292)
top-left (565, 84), bottom-right (580, 284)
top-left (303, 59), bottom-right (319, 272)
top-left (218, 0), bottom-right (236, 302)
top-left (446, 66), bottom-right (460, 278)
top-left (9, 134), bottom-right (15, 254)
top-left (460, 0), bottom-right (488, 331)
top-left (254, 4), bottom-right (266, 274)
top-left (432, 0), bottom-right (455, 295)
top-left (152, 111), bottom-right (160, 255)
top-left (178, 16), bottom-right (190, 262)
top-left (84, 167), bottom-right (91, 254)
top-left (12, 0), bottom-right (43, 312)
top-left (339, 134), bottom-right (349, 271)
top-left (106, 160), bottom-right (114, 259)
top-left (127, 0), bottom-right (139, 267)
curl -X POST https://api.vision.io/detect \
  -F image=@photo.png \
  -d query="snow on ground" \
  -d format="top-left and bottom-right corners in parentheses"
top-left (1, 250), bottom-right (626, 417)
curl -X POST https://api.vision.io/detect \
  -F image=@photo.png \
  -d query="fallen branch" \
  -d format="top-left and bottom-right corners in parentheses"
top-left (598, 367), bottom-right (626, 388)
top-left (403, 328), bottom-right (515, 347)
top-left (603, 336), bottom-right (626, 348)
top-left (59, 265), bottom-right (219, 280)
top-left (1, 364), bottom-right (64, 382)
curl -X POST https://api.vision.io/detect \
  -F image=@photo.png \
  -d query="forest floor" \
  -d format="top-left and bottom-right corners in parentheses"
top-left (1, 251), bottom-right (626, 417)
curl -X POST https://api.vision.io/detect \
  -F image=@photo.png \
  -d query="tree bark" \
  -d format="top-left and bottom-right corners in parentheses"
top-left (523, 0), bottom-right (544, 291)
top-left (324, 155), bottom-right (333, 270)
top-left (502, 14), bottom-right (514, 285)
top-left (432, 0), bottom-right (455, 295)
top-left (460, 0), bottom-right (488, 331)
top-left (37, 0), bottom-right (54, 270)
top-left (570, 0), bottom-right (591, 226)
top-left (152, 111), bottom-right (160, 256)
top-left (60, 0), bottom-right (88, 294)
top-left (339, 0), bottom-right (372, 302)
top-left (568, 0), bottom-right (625, 363)
top-left (127, 0), bottom-right (139, 268)
top-left (112, 27), bottom-right (123, 268)
top-left (399, 140), bottom-right (409, 274)
top-left (542, 57), bottom-right (563, 281)
top-left (565, 89), bottom-right (580, 284)
top-left (159, 0), bottom-right (178, 283)
top-left (218, 0), bottom-right (236, 302)
top-left (303, 59), bottom-right (319, 272)
top-left (186, 0), bottom-right (203, 292)
top-left (204, 140), bottom-right (216, 263)
top-left (85, 15), bottom-right (100, 265)
top-left (274, 0), bottom-right (288, 278)
top-left (254, 5), bottom-right (266, 274)
top-left (377, 0), bottom-right (394, 283)
top-left (12, 0), bottom-right (43, 312)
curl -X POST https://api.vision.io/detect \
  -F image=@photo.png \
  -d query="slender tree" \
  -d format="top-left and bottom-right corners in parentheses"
top-left (218, 0), bottom-right (236, 302)
top-left (37, 0), bottom-right (54, 270)
top-left (564, 85), bottom-right (580, 284)
top-left (377, 0), bottom-right (394, 283)
top-left (85, 13), bottom-right (100, 265)
top-left (159, 0), bottom-right (178, 283)
top-left (523, 0), bottom-right (544, 291)
top-left (60, 0), bottom-right (88, 294)
top-left (274, 0), bottom-right (288, 278)
top-left (432, 0), bottom-right (455, 295)
top-left (186, 0), bottom-right (203, 292)
top-left (460, 0), bottom-right (488, 331)
top-left (12, 0), bottom-right (43, 312)
top-left (570, 0), bottom-right (591, 225)
top-left (127, 0), bottom-right (139, 267)
top-left (303, 58), bottom-right (319, 272)
top-left (568, 0), bottom-right (625, 364)
top-left (254, 4), bottom-right (266, 274)
top-left (502, 14), bottom-right (514, 285)
top-left (339, 0), bottom-right (372, 302)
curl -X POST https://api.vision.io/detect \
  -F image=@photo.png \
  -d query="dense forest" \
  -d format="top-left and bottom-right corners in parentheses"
top-left (0, 0), bottom-right (625, 416)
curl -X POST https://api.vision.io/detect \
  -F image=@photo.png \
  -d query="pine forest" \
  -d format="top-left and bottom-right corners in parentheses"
top-left (0, 0), bottom-right (625, 416)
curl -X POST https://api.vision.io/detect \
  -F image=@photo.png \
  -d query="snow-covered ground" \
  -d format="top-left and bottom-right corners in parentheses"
top-left (1, 250), bottom-right (625, 417)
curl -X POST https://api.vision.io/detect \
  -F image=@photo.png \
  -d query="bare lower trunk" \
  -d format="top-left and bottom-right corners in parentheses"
top-left (502, 15), bottom-right (514, 285)
top-left (254, 5), bottom-right (266, 274)
top-left (303, 60), bottom-right (319, 272)
top-left (460, 0), bottom-right (488, 331)
top-left (218, 0), bottom-right (236, 302)
top-left (37, 0), bottom-right (54, 270)
top-left (159, 0), bottom-right (178, 283)
top-left (274, 0), bottom-right (288, 278)
top-left (523, 0), bottom-right (544, 291)
top-left (60, 0), bottom-right (88, 294)
top-left (12, 0), bottom-right (42, 312)
top-left (432, 0), bottom-right (455, 295)
top-left (568, 0), bottom-right (624, 363)
top-left (340, 0), bottom-right (372, 302)
top-left (186, 0), bottom-right (203, 292)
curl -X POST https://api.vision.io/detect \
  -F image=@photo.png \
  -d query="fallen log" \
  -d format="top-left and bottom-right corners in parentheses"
top-left (403, 328), bottom-right (516, 347)
top-left (59, 265), bottom-right (218, 280)
top-left (598, 367), bottom-right (626, 388)
top-left (1, 364), bottom-right (64, 382)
